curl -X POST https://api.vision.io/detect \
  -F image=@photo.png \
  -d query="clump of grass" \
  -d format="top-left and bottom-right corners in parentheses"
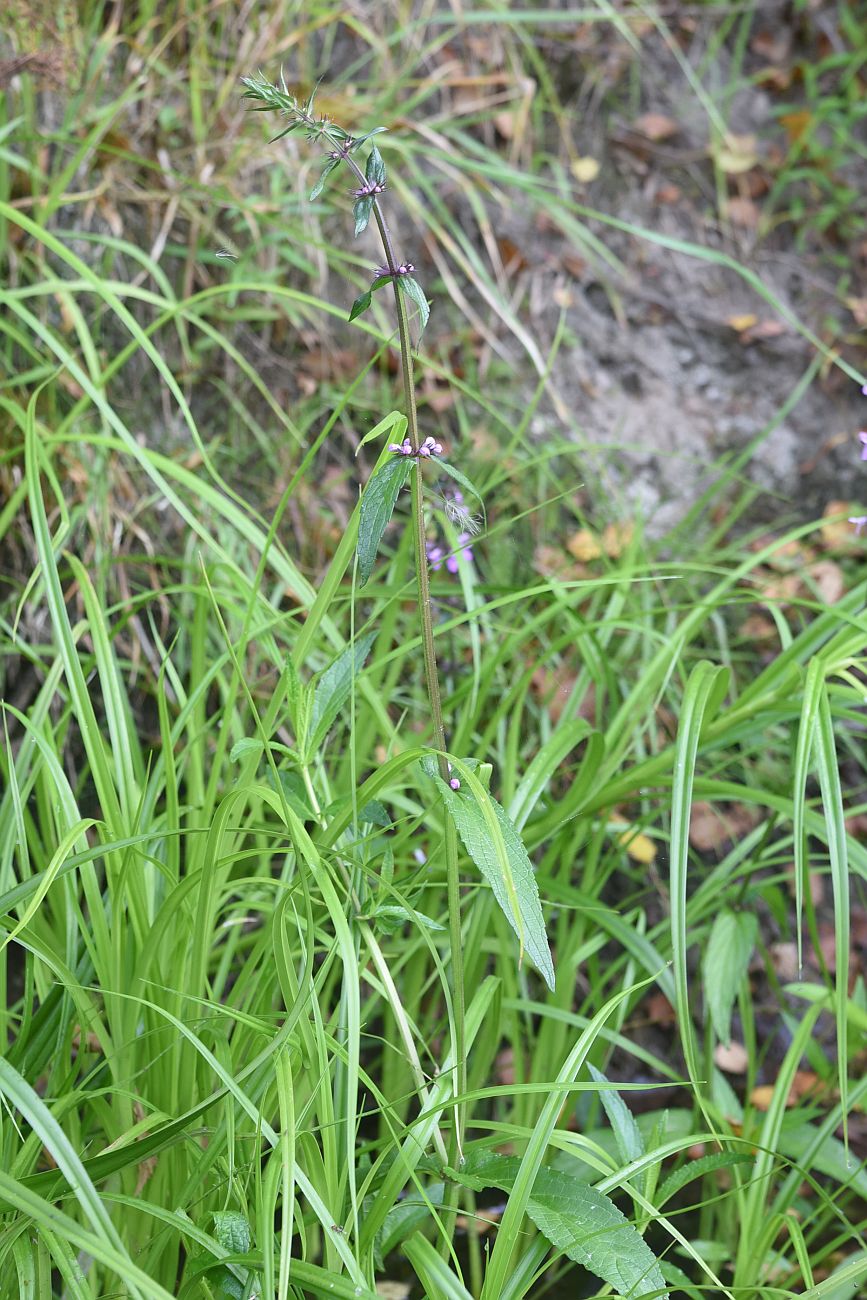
top-left (2, 8), bottom-right (867, 1299)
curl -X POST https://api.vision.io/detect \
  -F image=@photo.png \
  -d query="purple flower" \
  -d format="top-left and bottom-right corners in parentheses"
top-left (862, 384), bottom-right (867, 396)
top-left (859, 431), bottom-right (867, 461)
top-left (850, 515), bottom-right (867, 535)
top-left (427, 532), bottom-right (474, 574)
top-left (375, 262), bottom-right (415, 278)
top-left (352, 180), bottom-right (386, 198)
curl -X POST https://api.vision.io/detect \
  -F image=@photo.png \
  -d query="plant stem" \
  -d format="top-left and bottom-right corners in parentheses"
top-left (300, 112), bottom-right (467, 1159)
top-left (371, 205), bottom-right (467, 1166)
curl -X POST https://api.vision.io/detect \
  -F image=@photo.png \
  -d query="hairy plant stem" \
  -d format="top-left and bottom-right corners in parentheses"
top-left (369, 198), bottom-right (468, 1169)
top-left (303, 114), bottom-right (467, 1161)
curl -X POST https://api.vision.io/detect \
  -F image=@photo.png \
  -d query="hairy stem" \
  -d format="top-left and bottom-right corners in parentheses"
top-left (295, 108), bottom-right (467, 1159)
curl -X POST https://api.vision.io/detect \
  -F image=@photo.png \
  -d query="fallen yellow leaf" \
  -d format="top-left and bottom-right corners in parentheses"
top-left (571, 156), bottom-right (600, 183)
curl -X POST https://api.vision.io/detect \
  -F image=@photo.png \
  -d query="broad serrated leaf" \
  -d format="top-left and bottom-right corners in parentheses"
top-left (358, 800), bottom-right (391, 827)
top-left (229, 738), bottom-right (263, 764)
top-left (270, 769), bottom-right (316, 821)
top-left (357, 456), bottom-right (413, 585)
top-left (423, 756), bottom-right (554, 989)
top-left (398, 275), bottom-right (430, 337)
top-left (376, 1183), bottom-right (444, 1269)
top-left (457, 1152), bottom-right (668, 1300)
top-left (656, 1152), bottom-right (753, 1209)
top-left (309, 155), bottom-right (340, 201)
top-left (588, 1064), bottom-right (644, 1169)
top-left (307, 631), bottom-right (377, 755)
top-left (353, 195), bottom-right (375, 237)
top-left (282, 653), bottom-right (302, 736)
top-left (366, 144), bottom-right (386, 187)
top-left (349, 290), bottom-right (373, 322)
top-left (702, 908), bottom-right (758, 1045)
top-left (212, 1212), bottom-right (251, 1254)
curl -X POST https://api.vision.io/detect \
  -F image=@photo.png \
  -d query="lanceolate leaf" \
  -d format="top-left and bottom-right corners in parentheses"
top-left (308, 631), bottom-right (377, 755)
top-left (350, 126), bottom-right (388, 151)
top-left (353, 195), bottom-right (374, 238)
top-left (588, 1064), bottom-right (644, 1169)
top-left (349, 290), bottom-right (373, 322)
top-left (398, 275), bottom-right (430, 337)
top-left (456, 1151), bottom-right (668, 1300)
top-left (366, 144), bottom-right (386, 187)
top-left (309, 155), bottom-right (340, 201)
top-left (348, 275), bottom-right (394, 323)
top-left (424, 757), bottom-right (555, 990)
top-left (357, 456), bottom-right (413, 585)
top-left (435, 459), bottom-right (485, 520)
top-left (353, 146), bottom-right (387, 237)
top-left (702, 908), bottom-right (758, 1046)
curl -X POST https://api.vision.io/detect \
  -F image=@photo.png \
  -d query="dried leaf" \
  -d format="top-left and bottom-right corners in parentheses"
top-left (726, 197), bottom-right (760, 228)
top-left (716, 133), bottom-right (759, 174)
top-left (807, 560), bottom-right (844, 604)
top-left (820, 502), bottom-right (865, 555)
top-left (780, 111), bottom-right (812, 144)
top-left (727, 313), bottom-right (758, 332)
top-left (714, 1041), bottom-right (749, 1074)
top-left (689, 801), bottom-right (731, 851)
top-left (632, 112), bottom-right (680, 142)
top-left (571, 156), bottom-right (600, 182)
top-left (846, 297), bottom-right (867, 328)
top-left (566, 529), bottom-right (602, 562)
top-left (739, 319), bottom-right (788, 343)
top-left (612, 814), bottom-right (656, 864)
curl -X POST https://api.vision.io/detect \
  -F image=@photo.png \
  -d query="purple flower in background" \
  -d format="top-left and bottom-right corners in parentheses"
top-left (426, 532), bottom-right (474, 574)
top-left (850, 515), bottom-right (867, 535)
top-left (859, 431), bottom-right (867, 461)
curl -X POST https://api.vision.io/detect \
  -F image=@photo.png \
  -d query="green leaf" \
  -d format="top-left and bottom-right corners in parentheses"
top-left (423, 756), bottom-right (554, 989)
top-left (357, 455), bottom-right (413, 585)
top-left (353, 195), bottom-right (374, 237)
top-left (404, 1233), bottom-right (475, 1300)
top-left (588, 1065), bottom-right (644, 1169)
top-left (355, 410), bottom-right (405, 456)
top-left (656, 1152), bottom-right (753, 1209)
top-left (376, 1184), bottom-right (444, 1268)
top-left (212, 1212), bottom-right (252, 1255)
top-left (435, 459), bottom-right (485, 519)
top-left (458, 1152), bottom-right (668, 1300)
top-left (308, 631), bottom-right (377, 755)
top-left (351, 126), bottom-right (388, 152)
top-left (371, 905), bottom-right (446, 935)
top-left (702, 908), bottom-right (758, 1045)
top-left (366, 144), bottom-right (386, 187)
top-left (349, 275), bottom-right (393, 323)
top-left (270, 769), bottom-right (315, 821)
top-left (229, 737), bottom-right (263, 764)
top-left (349, 290), bottom-right (372, 322)
top-left (309, 155), bottom-right (340, 201)
top-left (398, 275), bottom-right (430, 336)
